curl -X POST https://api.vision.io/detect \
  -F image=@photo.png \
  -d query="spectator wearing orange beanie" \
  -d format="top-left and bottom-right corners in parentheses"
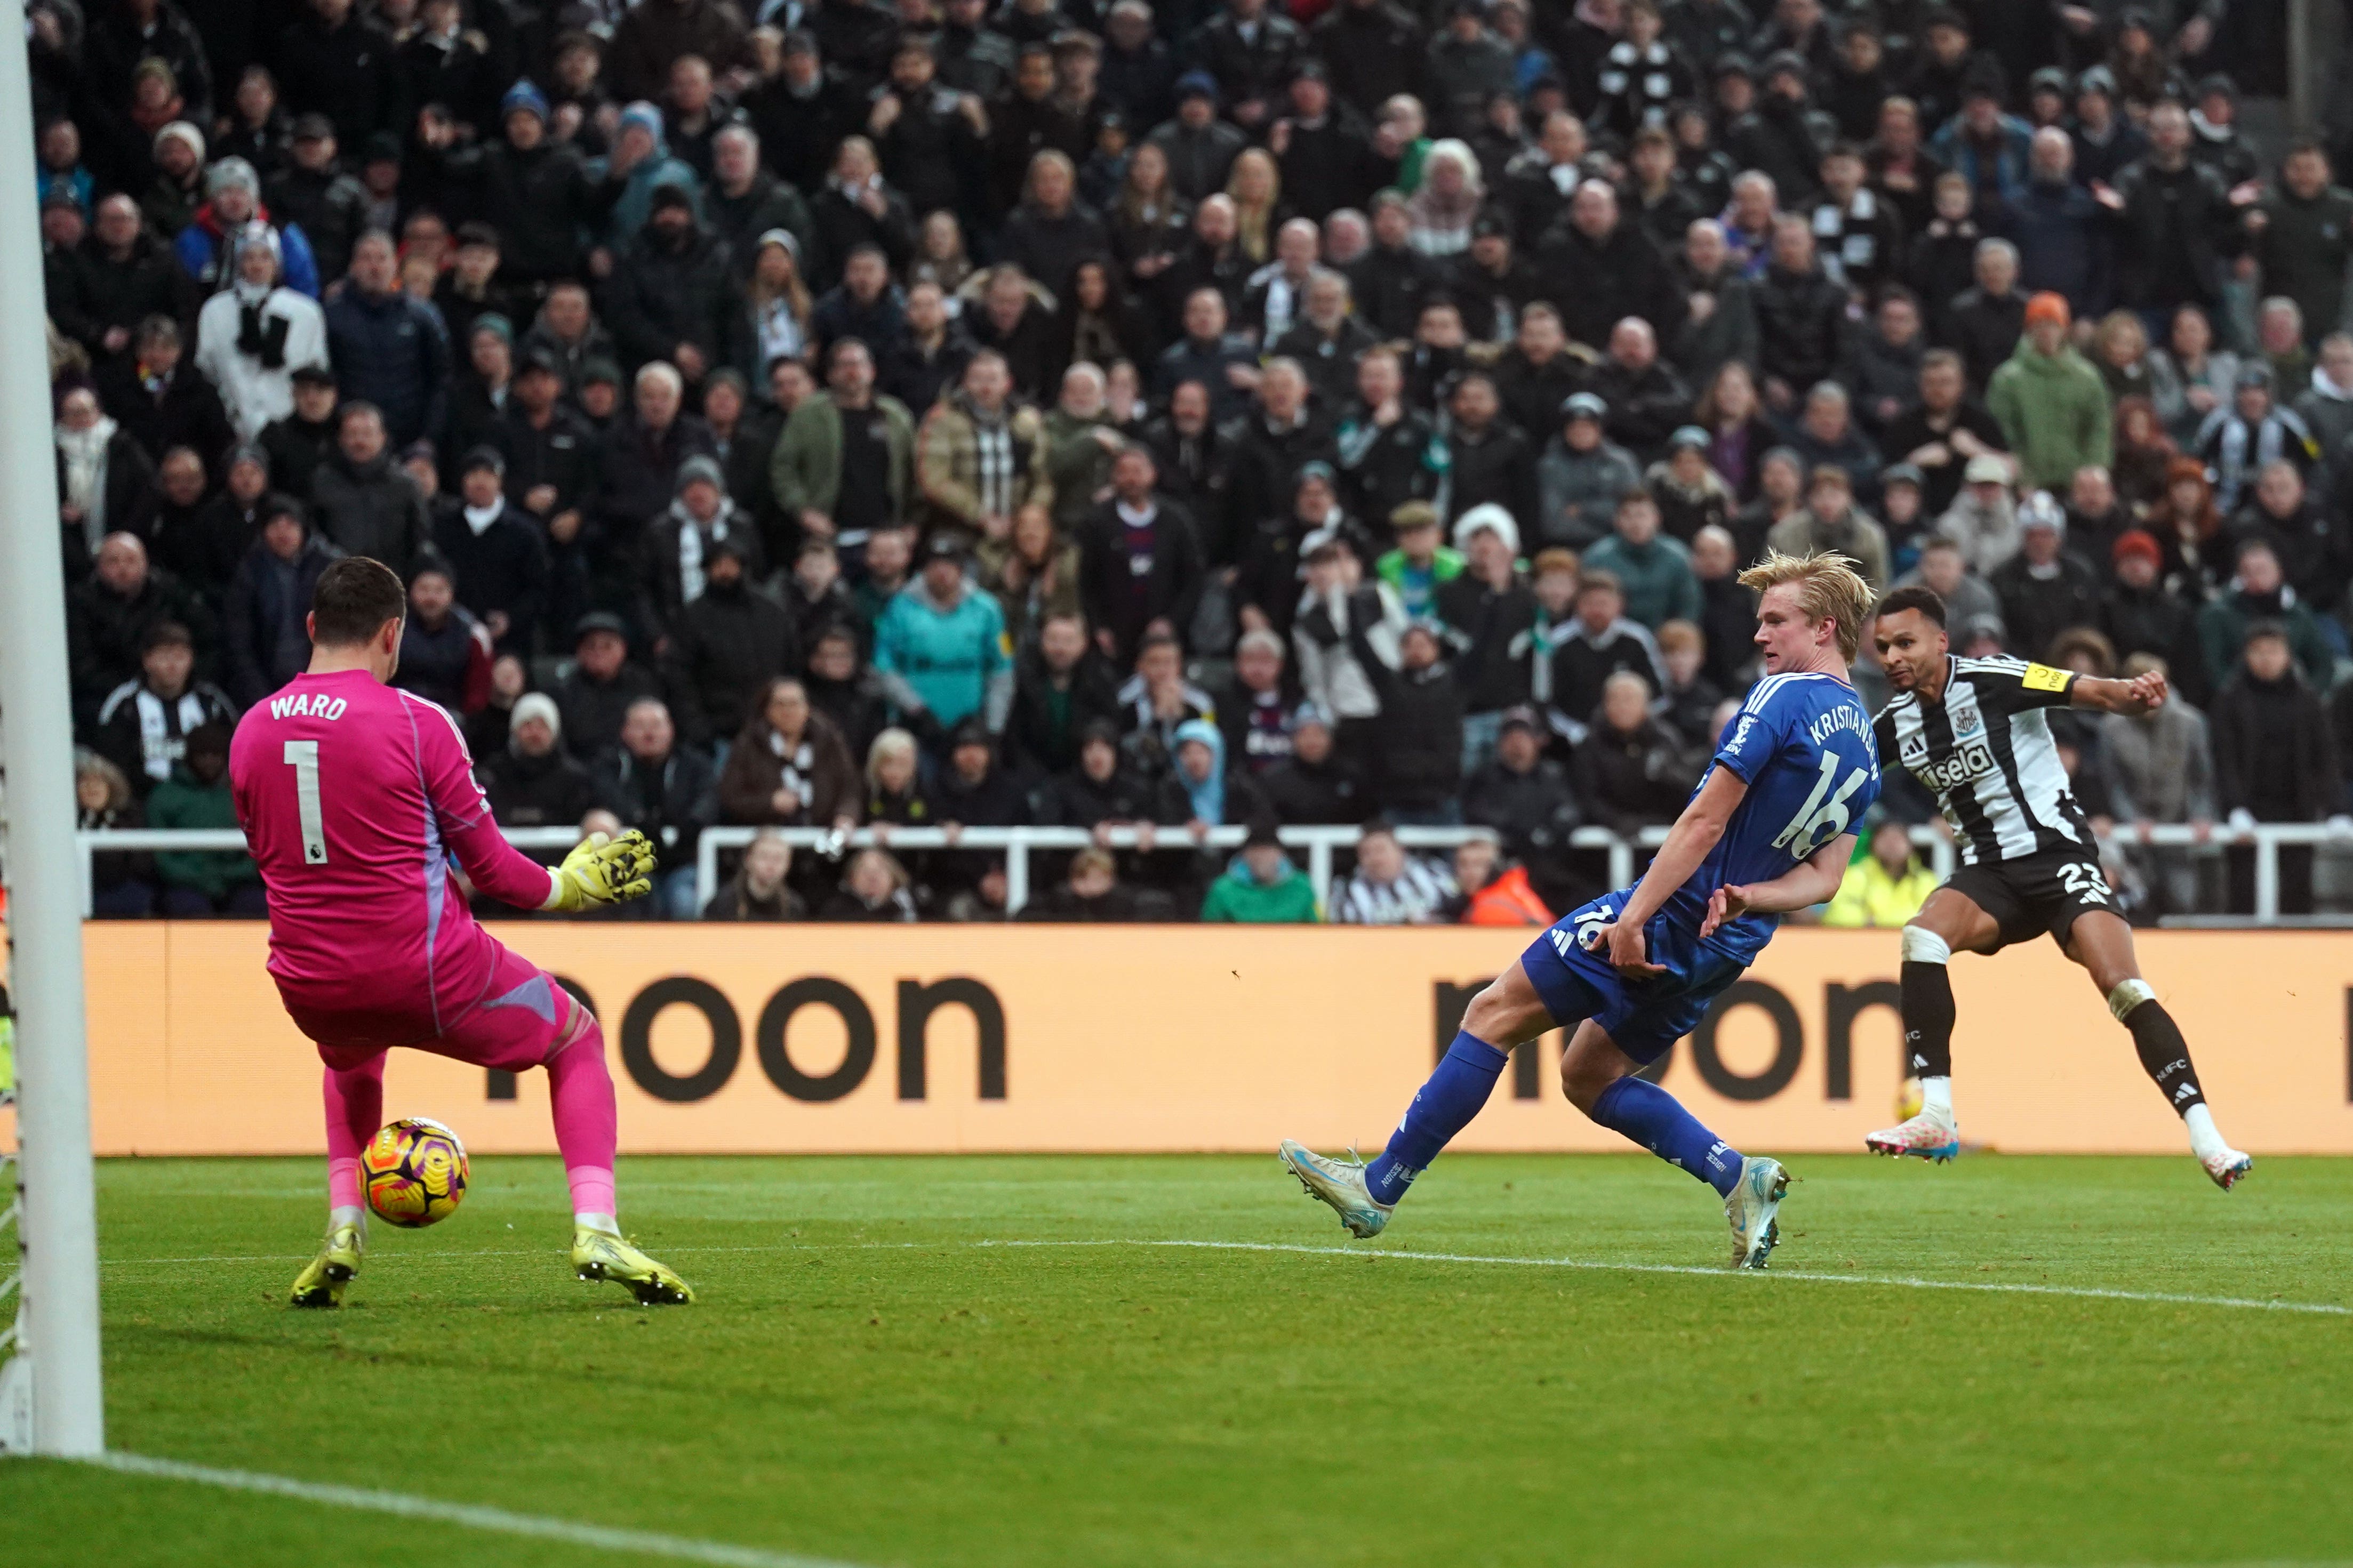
top-left (1987, 290), bottom-right (2114, 491)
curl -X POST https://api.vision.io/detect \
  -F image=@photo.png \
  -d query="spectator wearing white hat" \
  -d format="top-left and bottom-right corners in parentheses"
top-left (1935, 451), bottom-right (2021, 576)
top-left (140, 122), bottom-right (208, 242)
top-left (477, 691), bottom-right (606, 843)
top-left (175, 154), bottom-right (322, 298)
top-left (1435, 503), bottom-right (1536, 774)
top-left (196, 222), bottom-right (330, 441)
top-left (1991, 491), bottom-right (2101, 661)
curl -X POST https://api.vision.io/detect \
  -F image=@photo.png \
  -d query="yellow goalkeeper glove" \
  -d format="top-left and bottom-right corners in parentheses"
top-left (544, 830), bottom-right (657, 912)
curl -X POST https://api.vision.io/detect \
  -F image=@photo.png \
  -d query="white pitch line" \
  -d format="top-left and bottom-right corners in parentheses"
top-left (59, 1453), bottom-right (2353, 1568)
top-left (972, 1239), bottom-right (2353, 1318)
top-left (102, 1242), bottom-right (919, 1267)
top-left (101, 1236), bottom-right (2352, 1318)
top-left (81, 1452), bottom-right (874, 1568)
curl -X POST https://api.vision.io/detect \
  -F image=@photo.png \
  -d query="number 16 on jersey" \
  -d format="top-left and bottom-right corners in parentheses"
top-left (1772, 749), bottom-right (1870, 857)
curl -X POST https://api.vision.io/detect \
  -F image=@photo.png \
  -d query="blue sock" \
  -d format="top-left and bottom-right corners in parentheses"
top-left (1363, 1032), bottom-right (1509, 1205)
top-left (1590, 1076), bottom-right (1743, 1198)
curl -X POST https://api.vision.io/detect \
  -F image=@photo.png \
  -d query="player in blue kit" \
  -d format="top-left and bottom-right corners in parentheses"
top-left (1282, 551), bottom-right (1883, 1268)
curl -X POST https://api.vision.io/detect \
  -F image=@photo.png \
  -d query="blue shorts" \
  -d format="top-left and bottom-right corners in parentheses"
top-left (1518, 894), bottom-right (1751, 1065)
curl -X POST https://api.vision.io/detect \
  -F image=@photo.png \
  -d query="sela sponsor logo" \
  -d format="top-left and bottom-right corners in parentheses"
top-left (1918, 739), bottom-right (1995, 790)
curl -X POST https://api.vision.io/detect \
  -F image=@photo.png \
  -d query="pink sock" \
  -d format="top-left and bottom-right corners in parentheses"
top-left (323, 1056), bottom-right (386, 1213)
top-left (546, 1017), bottom-right (619, 1218)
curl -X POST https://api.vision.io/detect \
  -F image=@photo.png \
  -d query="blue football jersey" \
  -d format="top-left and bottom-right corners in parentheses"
top-left (1660, 669), bottom-right (1882, 963)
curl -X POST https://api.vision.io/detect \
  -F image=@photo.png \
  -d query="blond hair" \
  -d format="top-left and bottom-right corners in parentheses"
top-left (1224, 148), bottom-right (1282, 263)
top-left (865, 726), bottom-right (918, 791)
top-left (1736, 549), bottom-right (1875, 662)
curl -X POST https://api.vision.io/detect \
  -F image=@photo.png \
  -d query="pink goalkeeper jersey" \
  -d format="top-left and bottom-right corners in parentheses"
top-left (229, 669), bottom-right (559, 1045)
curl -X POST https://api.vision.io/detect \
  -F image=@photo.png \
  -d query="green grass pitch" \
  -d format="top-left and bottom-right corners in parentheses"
top-left (4, 1151), bottom-right (2351, 1566)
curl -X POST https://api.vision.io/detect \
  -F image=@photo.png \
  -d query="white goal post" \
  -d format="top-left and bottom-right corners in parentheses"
top-left (0, 0), bottom-right (107, 1458)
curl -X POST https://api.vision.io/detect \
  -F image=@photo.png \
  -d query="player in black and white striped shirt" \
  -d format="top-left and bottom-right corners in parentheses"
top-left (1862, 586), bottom-right (2252, 1189)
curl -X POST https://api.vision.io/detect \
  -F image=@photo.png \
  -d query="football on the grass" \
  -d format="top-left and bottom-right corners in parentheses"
top-left (362, 1116), bottom-right (469, 1228)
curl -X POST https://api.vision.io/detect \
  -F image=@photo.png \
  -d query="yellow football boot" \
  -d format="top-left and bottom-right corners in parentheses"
top-left (571, 1225), bottom-right (693, 1305)
top-left (288, 1221), bottom-right (364, 1308)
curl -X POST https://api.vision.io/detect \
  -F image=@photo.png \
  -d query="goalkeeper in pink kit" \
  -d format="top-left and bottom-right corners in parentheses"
top-left (229, 558), bottom-right (692, 1307)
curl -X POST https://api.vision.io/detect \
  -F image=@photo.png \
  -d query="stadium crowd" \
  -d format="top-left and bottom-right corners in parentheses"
top-left (37, 0), bottom-right (2353, 923)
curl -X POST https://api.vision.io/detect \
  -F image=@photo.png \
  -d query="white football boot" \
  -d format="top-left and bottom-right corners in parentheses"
top-left (1865, 1105), bottom-right (1961, 1163)
top-left (1278, 1140), bottom-right (1392, 1239)
top-left (1725, 1156), bottom-right (1791, 1269)
top-left (2199, 1147), bottom-right (2253, 1191)
top-left (2184, 1104), bottom-right (2251, 1191)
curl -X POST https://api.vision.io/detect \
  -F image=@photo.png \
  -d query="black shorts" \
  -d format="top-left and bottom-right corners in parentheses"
top-left (1943, 847), bottom-right (2118, 953)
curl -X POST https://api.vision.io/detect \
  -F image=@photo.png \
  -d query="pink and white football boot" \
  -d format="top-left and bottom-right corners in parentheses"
top-left (1865, 1106), bottom-right (1960, 1163)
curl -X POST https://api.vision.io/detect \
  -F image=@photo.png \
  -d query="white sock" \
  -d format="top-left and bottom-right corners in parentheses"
top-left (1920, 1076), bottom-right (1954, 1119)
top-left (576, 1211), bottom-right (621, 1236)
top-left (2183, 1103), bottom-right (2228, 1160)
top-left (329, 1205), bottom-right (366, 1235)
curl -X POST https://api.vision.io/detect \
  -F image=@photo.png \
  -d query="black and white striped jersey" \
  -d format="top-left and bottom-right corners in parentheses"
top-left (1872, 655), bottom-right (2093, 865)
top-left (1330, 855), bottom-right (1459, 925)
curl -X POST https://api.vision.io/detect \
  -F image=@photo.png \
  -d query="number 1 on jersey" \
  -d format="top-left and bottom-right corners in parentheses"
top-left (284, 739), bottom-right (328, 864)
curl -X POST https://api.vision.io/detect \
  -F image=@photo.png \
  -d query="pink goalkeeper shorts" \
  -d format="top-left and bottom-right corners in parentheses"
top-left (293, 946), bottom-right (583, 1074)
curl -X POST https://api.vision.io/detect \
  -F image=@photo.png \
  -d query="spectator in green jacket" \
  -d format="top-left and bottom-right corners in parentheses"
top-left (1043, 363), bottom-right (1126, 532)
top-left (148, 723), bottom-right (266, 916)
top-left (1987, 291), bottom-right (2112, 491)
top-left (1579, 489), bottom-right (1700, 629)
top-left (2196, 537), bottom-right (2335, 693)
top-left (1373, 501), bottom-right (1466, 620)
top-left (769, 337), bottom-right (917, 548)
top-left (872, 534), bottom-right (1014, 745)
top-left (1199, 819), bottom-right (1320, 921)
